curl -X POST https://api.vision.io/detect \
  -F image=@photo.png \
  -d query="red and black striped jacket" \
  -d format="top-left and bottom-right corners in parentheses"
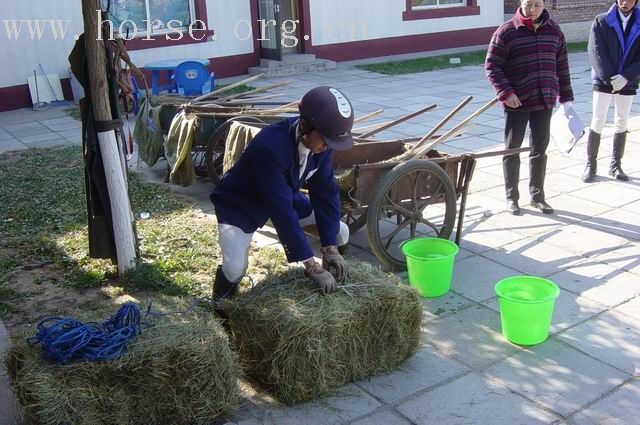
top-left (485, 8), bottom-right (574, 111)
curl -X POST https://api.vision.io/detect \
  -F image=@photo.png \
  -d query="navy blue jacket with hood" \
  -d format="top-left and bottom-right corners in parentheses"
top-left (210, 117), bottom-right (340, 263)
top-left (589, 3), bottom-right (640, 94)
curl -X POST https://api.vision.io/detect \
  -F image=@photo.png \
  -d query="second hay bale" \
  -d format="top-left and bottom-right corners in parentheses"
top-left (7, 317), bottom-right (240, 425)
top-left (225, 255), bottom-right (423, 404)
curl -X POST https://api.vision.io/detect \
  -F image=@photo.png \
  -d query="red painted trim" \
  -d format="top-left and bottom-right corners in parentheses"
top-left (312, 26), bottom-right (497, 62)
top-left (124, 29), bottom-right (214, 50)
top-left (403, 0), bottom-right (480, 20)
top-left (0, 78), bottom-right (74, 112)
top-left (0, 85), bottom-right (32, 112)
top-left (1, 51), bottom-right (260, 112)
top-left (194, 0), bottom-right (207, 20)
top-left (61, 78), bottom-right (73, 101)
top-left (211, 52), bottom-right (260, 78)
top-left (116, 0), bottom-right (213, 51)
top-left (300, 0), bottom-right (312, 53)
top-left (251, 0), bottom-right (261, 56)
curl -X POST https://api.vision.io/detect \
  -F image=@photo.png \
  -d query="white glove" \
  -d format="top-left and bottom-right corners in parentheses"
top-left (611, 74), bottom-right (628, 92)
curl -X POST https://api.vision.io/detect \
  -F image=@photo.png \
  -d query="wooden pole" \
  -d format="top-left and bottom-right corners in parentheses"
top-left (82, 0), bottom-right (137, 275)
top-left (353, 109), bottom-right (384, 124)
top-left (357, 104), bottom-right (437, 139)
top-left (407, 96), bottom-right (473, 155)
top-left (409, 97), bottom-right (498, 160)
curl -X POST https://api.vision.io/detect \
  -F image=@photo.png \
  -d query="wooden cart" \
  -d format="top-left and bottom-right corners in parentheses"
top-left (332, 140), bottom-right (528, 271)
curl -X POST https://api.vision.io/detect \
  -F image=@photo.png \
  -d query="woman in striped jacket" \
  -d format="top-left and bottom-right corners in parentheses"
top-left (485, 0), bottom-right (574, 215)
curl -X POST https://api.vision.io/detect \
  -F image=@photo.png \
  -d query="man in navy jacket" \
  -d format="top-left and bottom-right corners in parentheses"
top-left (210, 86), bottom-right (354, 309)
top-left (584, 0), bottom-right (640, 182)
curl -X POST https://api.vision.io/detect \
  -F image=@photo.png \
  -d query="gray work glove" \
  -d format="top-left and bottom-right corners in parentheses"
top-left (611, 74), bottom-right (628, 93)
top-left (321, 246), bottom-right (348, 283)
top-left (304, 262), bottom-right (337, 295)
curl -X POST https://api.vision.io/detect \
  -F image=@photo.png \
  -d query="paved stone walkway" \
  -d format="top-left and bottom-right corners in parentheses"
top-left (2, 52), bottom-right (640, 424)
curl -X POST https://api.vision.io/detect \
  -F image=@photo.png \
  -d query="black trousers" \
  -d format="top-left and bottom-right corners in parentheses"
top-left (503, 108), bottom-right (552, 203)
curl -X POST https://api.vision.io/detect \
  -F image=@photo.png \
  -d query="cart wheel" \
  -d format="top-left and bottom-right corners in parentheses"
top-left (366, 159), bottom-right (456, 271)
top-left (205, 116), bottom-right (266, 184)
top-left (192, 146), bottom-right (208, 177)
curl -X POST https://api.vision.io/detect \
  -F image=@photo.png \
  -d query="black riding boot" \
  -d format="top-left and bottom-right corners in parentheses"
top-left (582, 130), bottom-right (600, 183)
top-left (610, 132), bottom-right (629, 181)
top-left (212, 266), bottom-right (240, 314)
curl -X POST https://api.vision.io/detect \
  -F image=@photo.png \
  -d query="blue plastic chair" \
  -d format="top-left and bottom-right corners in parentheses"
top-left (172, 61), bottom-right (215, 96)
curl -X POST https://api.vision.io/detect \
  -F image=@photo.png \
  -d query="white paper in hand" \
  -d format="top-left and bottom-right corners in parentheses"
top-left (550, 103), bottom-right (585, 154)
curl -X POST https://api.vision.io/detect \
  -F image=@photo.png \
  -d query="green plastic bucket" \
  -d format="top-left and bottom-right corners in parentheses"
top-left (495, 276), bottom-right (560, 345)
top-left (401, 237), bottom-right (459, 298)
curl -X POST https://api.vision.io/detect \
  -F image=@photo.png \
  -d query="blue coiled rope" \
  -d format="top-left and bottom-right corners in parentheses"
top-left (27, 303), bottom-right (146, 364)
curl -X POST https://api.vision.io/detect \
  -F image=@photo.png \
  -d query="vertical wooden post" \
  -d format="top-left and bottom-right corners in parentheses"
top-left (81, 0), bottom-right (137, 275)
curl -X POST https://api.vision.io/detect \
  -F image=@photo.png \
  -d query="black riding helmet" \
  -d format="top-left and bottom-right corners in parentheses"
top-left (298, 86), bottom-right (354, 151)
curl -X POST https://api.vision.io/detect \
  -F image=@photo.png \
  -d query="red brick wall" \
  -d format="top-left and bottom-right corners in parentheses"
top-left (504, 0), bottom-right (612, 23)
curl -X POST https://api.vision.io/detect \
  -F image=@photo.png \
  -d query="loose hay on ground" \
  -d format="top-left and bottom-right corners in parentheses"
top-left (6, 317), bottom-right (240, 425)
top-left (225, 254), bottom-right (423, 404)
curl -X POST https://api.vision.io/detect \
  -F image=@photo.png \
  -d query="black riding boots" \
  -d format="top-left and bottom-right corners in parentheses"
top-left (212, 266), bottom-right (240, 314)
top-left (609, 132), bottom-right (629, 181)
top-left (582, 130), bottom-right (600, 183)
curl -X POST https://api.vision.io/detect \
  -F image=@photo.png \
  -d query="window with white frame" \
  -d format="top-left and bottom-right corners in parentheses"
top-left (411, 0), bottom-right (465, 9)
top-left (105, 0), bottom-right (196, 36)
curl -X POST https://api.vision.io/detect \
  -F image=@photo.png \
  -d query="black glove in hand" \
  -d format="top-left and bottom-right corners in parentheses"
top-left (305, 263), bottom-right (337, 295)
top-left (321, 246), bottom-right (348, 283)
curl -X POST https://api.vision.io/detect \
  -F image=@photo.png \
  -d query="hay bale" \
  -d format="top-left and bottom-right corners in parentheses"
top-left (225, 256), bottom-right (423, 404)
top-left (6, 318), bottom-right (240, 425)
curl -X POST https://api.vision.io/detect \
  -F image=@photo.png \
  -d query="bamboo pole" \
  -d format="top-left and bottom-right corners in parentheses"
top-left (81, 0), bottom-right (137, 275)
top-left (407, 96), bottom-right (473, 155)
top-left (353, 120), bottom-right (395, 135)
top-left (358, 104), bottom-right (437, 139)
top-left (272, 100), bottom-right (299, 111)
top-left (193, 73), bottom-right (265, 102)
top-left (221, 93), bottom-right (284, 104)
top-left (353, 108), bottom-right (384, 124)
top-left (217, 80), bottom-right (292, 102)
top-left (409, 97), bottom-right (498, 160)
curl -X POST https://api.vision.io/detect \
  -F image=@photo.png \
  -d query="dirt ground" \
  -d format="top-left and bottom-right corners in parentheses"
top-left (2, 255), bottom-right (138, 337)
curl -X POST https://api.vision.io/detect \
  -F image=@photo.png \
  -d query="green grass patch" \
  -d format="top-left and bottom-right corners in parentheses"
top-left (0, 257), bottom-right (19, 281)
top-left (0, 145), bottom-right (219, 297)
top-left (216, 84), bottom-right (255, 96)
top-left (357, 41), bottom-right (589, 75)
top-left (356, 50), bottom-right (488, 75)
top-left (0, 286), bottom-right (22, 302)
top-left (64, 106), bottom-right (81, 121)
top-left (0, 285), bottom-right (26, 315)
top-left (567, 41), bottom-right (588, 53)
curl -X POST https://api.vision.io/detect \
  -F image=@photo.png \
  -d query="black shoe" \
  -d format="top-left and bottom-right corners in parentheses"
top-left (609, 165), bottom-right (629, 181)
top-left (583, 130), bottom-right (600, 183)
top-left (507, 200), bottom-right (520, 215)
top-left (530, 200), bottom-right (554, 214)
top-left (610, 132), bottom-right (629, 181)
top-left (212, 266), bottom-right (240, 314)
top-left (582, 165), bottom-right (597, 183)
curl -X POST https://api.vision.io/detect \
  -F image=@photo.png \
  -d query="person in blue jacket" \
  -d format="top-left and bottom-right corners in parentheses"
top-left (209, 86), bottom-right (354, 309)
top-left (584, 0), bottom-right (640, 182)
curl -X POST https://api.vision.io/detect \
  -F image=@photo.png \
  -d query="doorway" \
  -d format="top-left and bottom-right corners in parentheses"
top-left (257, 0), bottom-right (302, 61)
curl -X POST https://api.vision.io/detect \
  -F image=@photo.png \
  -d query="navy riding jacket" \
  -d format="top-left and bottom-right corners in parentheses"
top-left (210, 117), bottom-right (340, 262)
top-left (589, 4), bottom-right (640, 94)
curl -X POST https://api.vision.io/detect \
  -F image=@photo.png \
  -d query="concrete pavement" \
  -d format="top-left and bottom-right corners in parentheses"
top-left (2, 51), bottom-right (640, 424)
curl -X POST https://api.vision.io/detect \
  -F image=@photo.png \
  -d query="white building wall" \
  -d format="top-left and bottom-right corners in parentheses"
top-left (309, 0), bottom-right (504, 46)
top-left (0, 0), bottom-right (254, 89)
